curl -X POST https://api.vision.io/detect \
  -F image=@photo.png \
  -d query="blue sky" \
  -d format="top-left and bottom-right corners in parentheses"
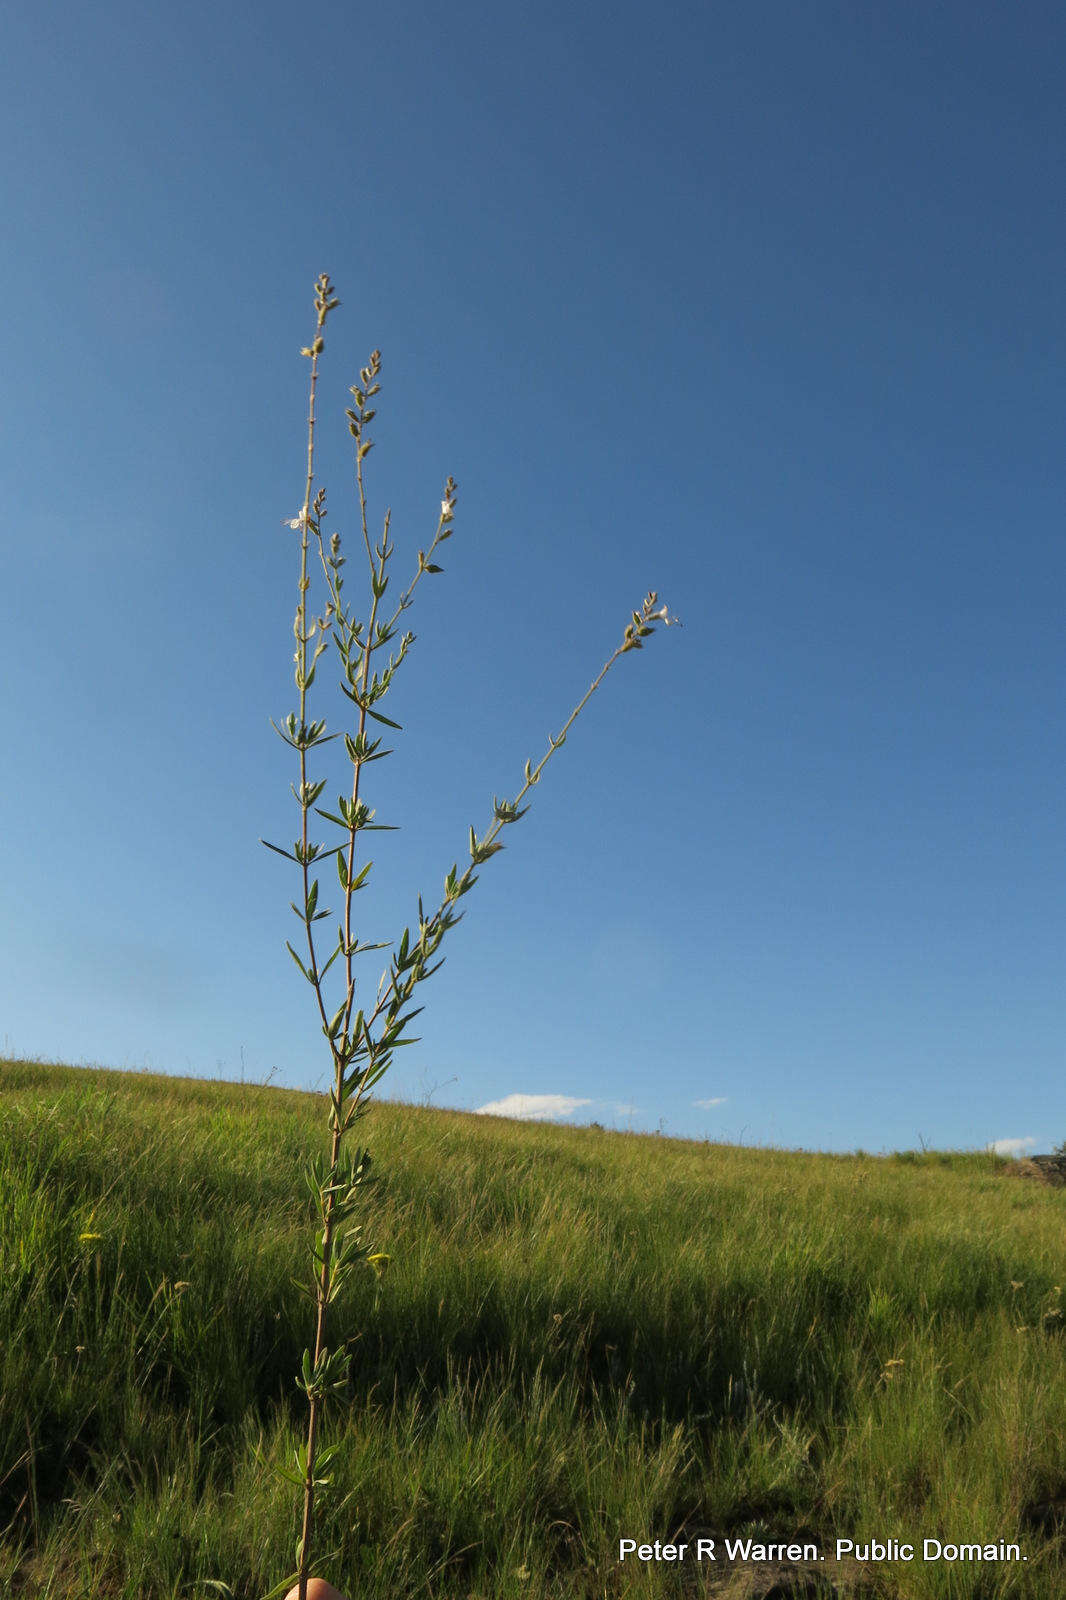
top-left (3, 1), bottom-right (1063, 1155)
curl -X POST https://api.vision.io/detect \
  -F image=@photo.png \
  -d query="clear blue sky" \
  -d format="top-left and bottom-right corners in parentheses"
top-left (3, 1), bottom-right (1063, 1156)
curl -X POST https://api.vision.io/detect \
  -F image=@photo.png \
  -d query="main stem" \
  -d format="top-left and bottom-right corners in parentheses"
top-left (295, 307), bottom-right (342, 1600)
top-left (295, 315), bottom-right (385, 1600)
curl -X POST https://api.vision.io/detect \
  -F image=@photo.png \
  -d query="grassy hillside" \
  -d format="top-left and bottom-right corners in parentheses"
top-left (1, 1058), bottom-right (1064, 1599)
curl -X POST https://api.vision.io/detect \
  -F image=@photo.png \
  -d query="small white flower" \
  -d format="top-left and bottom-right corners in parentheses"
top-left (283, 508), bottom-right (310, 530)
top-left (441, 499), bottom-right (453, 519)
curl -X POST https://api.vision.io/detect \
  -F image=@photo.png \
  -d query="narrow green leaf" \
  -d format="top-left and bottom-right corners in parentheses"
top-left (364, 704), bottom-right (403, 729)
top-left (269, 1462), bottom-right (304, 1489)
top-left (314, 808), bottom-right (348, 828)
top-left (382, 1004), bottom-right (425, 1043)
top-left (285, 942), bottom-right (313, 983)
top-left (261, 838), bottom-right (298, 863)
top-left (251, 1570), bottom-right (304, 1600)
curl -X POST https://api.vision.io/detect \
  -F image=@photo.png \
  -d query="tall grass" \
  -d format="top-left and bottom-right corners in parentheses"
top-left (1, 1057), bottom-right (1064, 1599)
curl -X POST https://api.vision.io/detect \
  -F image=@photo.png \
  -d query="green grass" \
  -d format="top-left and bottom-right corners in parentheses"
top-left (1, 1057), bottom-right (1064, 1599)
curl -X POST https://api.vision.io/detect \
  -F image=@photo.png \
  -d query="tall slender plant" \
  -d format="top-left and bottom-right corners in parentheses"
top-left (253, 273), bottom-right (680, 1600)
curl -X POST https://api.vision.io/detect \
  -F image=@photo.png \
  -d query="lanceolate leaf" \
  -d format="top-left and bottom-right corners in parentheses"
top-left (363, 704), bottom-right (403, 729)
top-left (261, 837), bottom-right (299, 863)
top-left (285, 941), bottom-right (314, 983)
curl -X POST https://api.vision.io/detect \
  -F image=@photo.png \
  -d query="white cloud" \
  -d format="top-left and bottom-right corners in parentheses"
top-left (475, 1093), bottom-right (593, 1122)
top-left (694, 1096), bottom-right (728, 1110)
top-left (989, 1136), bottom-right (1037, 1158)
top-left (611, 1102), bottom-right (639, 1117)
